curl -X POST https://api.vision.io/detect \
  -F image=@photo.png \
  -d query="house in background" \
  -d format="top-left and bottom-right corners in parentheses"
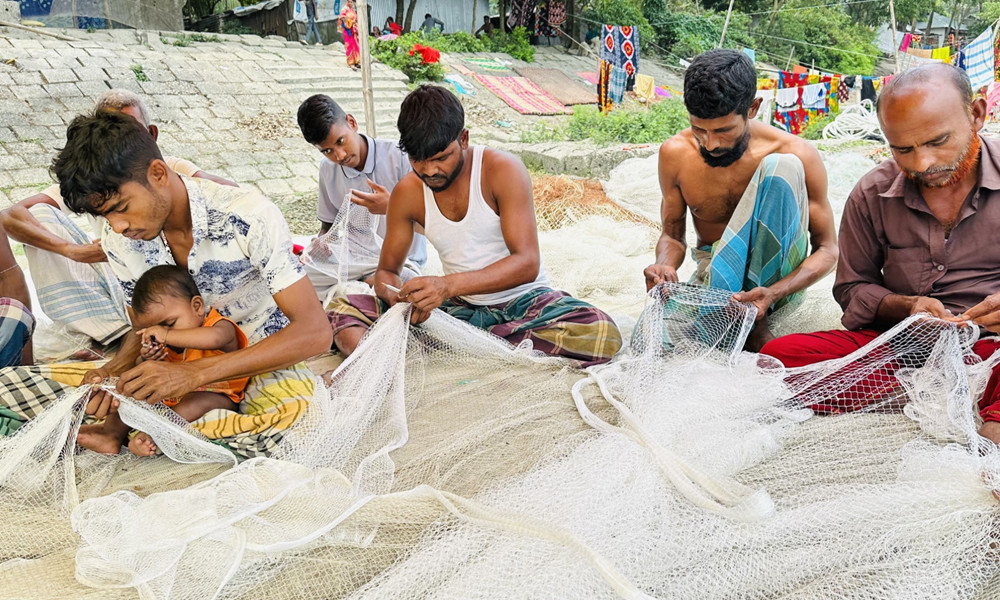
top-left (19, 0), bottom-right (185, 30)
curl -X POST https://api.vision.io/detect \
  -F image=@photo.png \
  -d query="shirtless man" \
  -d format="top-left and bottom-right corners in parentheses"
top-left (643, 49), bottom-right (838, 350)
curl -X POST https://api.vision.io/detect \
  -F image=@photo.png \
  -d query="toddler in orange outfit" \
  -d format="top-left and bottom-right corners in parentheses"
top-left (128, 265), bottom-right (249, 456)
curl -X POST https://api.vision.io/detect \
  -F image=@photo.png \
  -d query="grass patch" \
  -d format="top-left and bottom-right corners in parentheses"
top-left (130, 64), bottom-right (149, 82)
top-left (522, 99), bottom-right (690, 145)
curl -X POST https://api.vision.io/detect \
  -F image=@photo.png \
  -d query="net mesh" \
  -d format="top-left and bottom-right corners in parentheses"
top-left (1, 284), bottom-right (999, 599)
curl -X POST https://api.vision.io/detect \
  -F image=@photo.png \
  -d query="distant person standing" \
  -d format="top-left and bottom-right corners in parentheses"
top-left (419, 13), bottom-right (444, 34)
top-left (384, 16), bottom-right (402, 36)
top-left (339, 0), bottom-right (361, 70)
top-left (475, 15), bottom-right (494, 37)
top-left (304, 0), bottom-right (322, 45)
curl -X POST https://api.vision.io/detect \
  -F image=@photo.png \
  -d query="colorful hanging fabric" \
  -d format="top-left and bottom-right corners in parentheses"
top-left (791, 64), bottom-right (808, 75)
top-left (860, 77), bottom-right (877, 104)
top-left (773, 70), bottom-right (809, 135)
top-left (987, 81), bottom-right (1000, 120)
top-left (963, 26), bottom-right (995, 91)
top-left (600, 25), bottom-right (639, 76)
top-left (828, 78), bottom-right (840, 113)
top-left (837, 75), bottom-right (854, 104)
top-left (757, 77), bottom-right (777, 90)
top-left (609, 65), bottom-right (627, 103)
top-left (597, 60), bottom-right (612, 113)
top-left (906, 48), bottom-right (934, 59)
top-left (547, 1), bottom-right (566, 26)
top-left (508, 0), bottom-right (536, 30)
top-left (900, 32), bottom-right (912, 52)
top-left (931, 46), bottom-right (950, 62)
top-left (537, 2), bottom-right (556, 37)
top-left (994, 29), bottom-right (1000, 81)
top-left (742, 47), bottom-right (756, 63)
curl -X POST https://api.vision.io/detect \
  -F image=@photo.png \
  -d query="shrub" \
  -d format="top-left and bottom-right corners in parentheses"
top-left (522, 99), bottom-right (690, 145)
top-left (483, 26), bottom-right (534, 62)
top-left (372, 36), bottom-right (445, 82)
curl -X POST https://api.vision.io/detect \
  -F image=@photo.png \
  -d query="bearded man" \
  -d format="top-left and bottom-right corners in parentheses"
top-left (642, 49), bottom-right (838, 350)
top-left (761, 63), bottom-right (1000, 445)
top-left (324, 85), bottom-right (623, 366)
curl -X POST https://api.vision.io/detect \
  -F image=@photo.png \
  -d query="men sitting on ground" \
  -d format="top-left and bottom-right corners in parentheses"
top-left (296, 94), bottom-right (427, 301)
top-left (0, 221), bottom-right (34, 367)
top-left (760, 64), bottom-right (1000, 446)
top-left (49, 111), bottom-right (331, 453)
top-left (127, 265), bottom-right (249, 456)
top-left (642, 49), bottom-right (838, 351)
top-left (0, 89), bottom-right (235, 349)
top-left (327, 86), bottom-right (623, 366)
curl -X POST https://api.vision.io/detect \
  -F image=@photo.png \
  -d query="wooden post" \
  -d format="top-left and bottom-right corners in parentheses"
top-left (784, 46), bottom-right (794, 70)
top-left (888, 0), bottom-right (900, 73)
top-left (357, 0), bottom-right (377, 137)
top-left (472, 0), bottom-right (477, 34)
top-left (718, 0), bottom-right (735, 48)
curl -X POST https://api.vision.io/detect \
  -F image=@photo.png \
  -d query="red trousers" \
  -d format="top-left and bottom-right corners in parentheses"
top-left (761, 329), bottom-right (1000, 422)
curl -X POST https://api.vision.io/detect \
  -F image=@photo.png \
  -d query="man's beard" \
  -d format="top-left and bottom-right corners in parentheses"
top-left (699, 128), bottom-right (751, 168)
top-left (419, 151), bottom-right (465, 192)
top-left (903, 129), bottom-right (981, 188)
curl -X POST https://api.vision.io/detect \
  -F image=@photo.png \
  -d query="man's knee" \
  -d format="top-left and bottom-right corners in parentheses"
top-left (760, 332), bottom-right (818, 367)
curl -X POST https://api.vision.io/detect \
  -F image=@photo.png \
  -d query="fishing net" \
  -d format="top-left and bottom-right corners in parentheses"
top-left (1, 283), bottom-right (999, 599)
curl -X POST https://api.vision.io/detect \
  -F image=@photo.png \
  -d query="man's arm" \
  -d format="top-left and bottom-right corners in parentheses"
top-left (0, 192), bottom-right (106, 263)
top-left (192, 170), bottom-right (237, 187)
top-left (373, 175), bottom-right (419, 304)
top-left (734, 145), bottom-right (838, 317)
top-left (117, 277), bottom-right (331, 403)
top-left (644, 139), bottom-right (688, 290)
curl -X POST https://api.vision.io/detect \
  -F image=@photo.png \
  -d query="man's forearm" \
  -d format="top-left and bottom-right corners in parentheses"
top-left (653, 233), bottom-right (686, 269)
top-left (874, 294), bottom-right (921, 324)
top-left (1, 206), bottom-right (75, 256)
top-left (181, 319), bottom-right (331, 387)
top-left (106, 329), bottom-right (142, 373)
top-left (766, 246), bottom-right (837, 302)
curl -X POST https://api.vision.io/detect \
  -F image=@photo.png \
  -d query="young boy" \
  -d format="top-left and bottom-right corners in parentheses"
top-left (126, 265), bottom-right (249, 456)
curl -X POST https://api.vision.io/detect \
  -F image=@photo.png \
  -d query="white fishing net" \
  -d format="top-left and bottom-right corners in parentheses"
top-left (1, 282), bottom-right (999, 599)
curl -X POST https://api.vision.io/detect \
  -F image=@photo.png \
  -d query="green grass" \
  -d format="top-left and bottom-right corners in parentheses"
top-left (130, 64), bottom-right (149, 82)
top-left (522, 99), bottom-right (690, 146)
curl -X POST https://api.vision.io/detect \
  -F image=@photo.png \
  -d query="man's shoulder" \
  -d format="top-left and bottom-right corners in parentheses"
top-left (850, 158), bottom-right (902, 203)
top-left (191, 177), bottom-right (274, 215)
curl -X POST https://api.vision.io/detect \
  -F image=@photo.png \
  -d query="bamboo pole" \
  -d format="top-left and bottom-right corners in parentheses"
top-left (718, 0), bottom-right (735, 48)
top-left (888, 0), bottom-right (900, 73)
top-left (356, 0), bottom-right (376, 137)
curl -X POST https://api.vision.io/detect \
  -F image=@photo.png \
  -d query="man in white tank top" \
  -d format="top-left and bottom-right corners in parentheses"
top-left (327, 86), bottom-right (622, 366)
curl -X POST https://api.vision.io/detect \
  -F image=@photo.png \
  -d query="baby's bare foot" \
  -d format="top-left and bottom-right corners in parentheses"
top-left (127, 432), bottom-right (158, 457)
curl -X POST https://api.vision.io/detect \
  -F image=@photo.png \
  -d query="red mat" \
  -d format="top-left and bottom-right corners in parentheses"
top-left (474, 74), bottom-right (572, 115)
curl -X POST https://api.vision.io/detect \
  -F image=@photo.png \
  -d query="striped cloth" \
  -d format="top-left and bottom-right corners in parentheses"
top-left (25, 204), bottom-right (130, 345)
top-left (609, 65), bottom-right (627, 103)
top-left (963, 26), bottom-right (994, 90)
top-left (693, 153), bottom-right (809, 311)
top-left (327, 287), bottom-right (623, 367)
top-left (0, 361), bottom-right (316, 458)
top-left (0, 298), bottom-right (34, 369)
top-left (474, 74), bottom-right (572, 115)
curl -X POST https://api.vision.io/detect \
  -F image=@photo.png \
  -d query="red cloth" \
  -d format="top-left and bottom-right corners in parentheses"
top-left (410, 44), bottom-right (440, 64)
top-left (762, 329), bottom-right (1000, 421)
top-left (388, 22), bottom-right (402, 35)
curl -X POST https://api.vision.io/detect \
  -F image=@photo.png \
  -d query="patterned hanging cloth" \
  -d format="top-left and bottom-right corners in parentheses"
top-left (600, 25), bottom-right (639, 77)
top-left (598, 59), bottom-right (613, 113)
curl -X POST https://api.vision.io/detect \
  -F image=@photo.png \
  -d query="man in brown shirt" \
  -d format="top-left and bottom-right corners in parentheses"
top-left (761, 63), bottom-right (1000, 445)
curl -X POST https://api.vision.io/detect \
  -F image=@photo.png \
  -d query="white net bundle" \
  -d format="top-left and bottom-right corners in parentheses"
top-left (299, 192), bottom-right (398, 303)
top-left (1, 282), bottom-right (998, 598)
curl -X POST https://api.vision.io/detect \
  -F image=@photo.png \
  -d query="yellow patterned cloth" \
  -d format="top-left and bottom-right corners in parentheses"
top-left (0, 361), bottom-right (316, 458)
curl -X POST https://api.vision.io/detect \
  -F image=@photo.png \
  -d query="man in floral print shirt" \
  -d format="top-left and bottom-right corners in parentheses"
top-left (51, 111), bottom-right (332, 454)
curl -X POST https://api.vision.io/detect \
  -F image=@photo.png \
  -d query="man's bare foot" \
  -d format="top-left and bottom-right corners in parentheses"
top-left (745, 321), bottom-right (775, 353)
top-left (77, 424), bottom-right (124, 455)
top-left (127, 432), bottom-right (159, 457)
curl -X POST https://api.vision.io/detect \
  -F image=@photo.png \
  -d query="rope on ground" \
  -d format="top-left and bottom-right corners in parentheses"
top-left (822, 99), bottom-right (884, 142)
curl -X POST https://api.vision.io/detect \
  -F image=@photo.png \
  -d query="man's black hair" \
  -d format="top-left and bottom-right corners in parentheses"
top-left (297, 94), bottom-right (348, 145)
top-left (51, 111), bottom-right (163, 216)
top-left (397, 85), bottom-right (465, 160)
top-left (683, 49), bottom-right (757, 120)
top-left (132, 265), bottom-right (201, 316)
top-left (424, 13), bottom-right (431, 19)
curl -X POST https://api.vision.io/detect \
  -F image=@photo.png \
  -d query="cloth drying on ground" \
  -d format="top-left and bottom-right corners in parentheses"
top-left (474, 74), bottom-right (572, 115)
